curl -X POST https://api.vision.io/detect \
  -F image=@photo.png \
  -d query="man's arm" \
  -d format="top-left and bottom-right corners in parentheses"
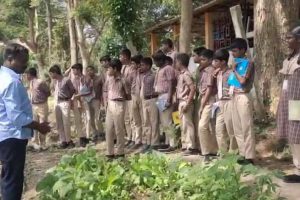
top-left (200, 86), bottom-right (212, 113)
top-left (165, 67), bottom-right (176, 104)
top-left (40, 81), bottom-right (51, 97)
top-left (233, 61), bottom-right (253, 85)
top-left (3, 82), bottom-right (34, 127)
top-left (3, 82), bottom-right (50, 134)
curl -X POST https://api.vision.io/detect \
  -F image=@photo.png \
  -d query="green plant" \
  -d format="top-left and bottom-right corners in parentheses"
top-left (37, 149), bottom-right (280, 200)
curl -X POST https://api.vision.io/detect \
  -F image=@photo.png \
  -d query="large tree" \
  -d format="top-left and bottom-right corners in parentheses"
top-left (254, 0), bottom-right (300, 115)
top-left (179, 0), bottom-right (193, 53)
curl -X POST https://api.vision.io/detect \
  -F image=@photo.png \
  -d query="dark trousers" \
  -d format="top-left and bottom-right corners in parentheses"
top-left (0, 138), bottom-right (28, 200)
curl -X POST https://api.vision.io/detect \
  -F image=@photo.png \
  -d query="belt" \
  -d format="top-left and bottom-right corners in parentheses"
top-left (58, 97), bottom-right (71, 101)
top-left (144, 95), bottom-right (158, 100)
top-left (111, 98), bottom-right (124, 102)
top-left (32, 101), bottom-right (47, 105)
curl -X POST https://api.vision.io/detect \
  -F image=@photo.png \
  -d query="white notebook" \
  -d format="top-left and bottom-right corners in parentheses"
top-left (288, 100), bottom-right (300, 121)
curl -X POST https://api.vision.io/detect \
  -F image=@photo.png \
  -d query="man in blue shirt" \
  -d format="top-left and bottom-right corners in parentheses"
top-left (0, 43), bottom-right (51, 200)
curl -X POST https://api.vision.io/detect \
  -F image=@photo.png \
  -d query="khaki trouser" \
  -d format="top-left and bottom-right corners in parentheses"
top-left (106, 100), bottom-right (126, 155)
top-left (84, 99), bottom-right (104, 138)
top-left (232, 93), bottom-right (255, 159)
top-left (215, 100), bottom-right (238, 152)
top-left (159, 105), bottom-right (176, 147)
top-left (55, 101), bottom-right (71, 143)
top-left (198, 98), bottom-right (218, 155)
top-left (179, 101), bottom-right (196, 149)
top-left (132, 95), bottom-right (143, 144)
top-left (32, 103), bottom-right (49, 147)
top-left (142, 98), bottom-right (159, 145)
top-left (124, 100), bottom-right (135, 141)
top-left (72, 100), bottom-right (85, 138)
top-left (291, 144), bottom-right (300, 175)
top-left (193, 97), bottom-right (201, 150)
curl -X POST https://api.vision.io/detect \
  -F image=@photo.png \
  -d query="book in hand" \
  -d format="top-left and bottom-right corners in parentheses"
top-left (227, 58), bottom-right (249, 88)
top-left (156, 94), bottom-right (168, 112)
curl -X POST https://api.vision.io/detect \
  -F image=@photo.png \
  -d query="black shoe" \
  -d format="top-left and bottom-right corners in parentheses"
top-left (105, 154), bottom-right (115, 161)
top-left (283, 174), bottom-right (300, 183)
top-left (125, 140), bottom-right (133, 147)
top-left (203, 155), bottom-right (211, 163)
top-left (127, 141), bottom-right (135, 148)
top-left (141, 145), bottom-right (151, 154)
top-left (237, 158), bottom-right (254, 165)
top-left (58, 142), bottom-right (68, 149)
top-left (114, 154), bottom-right (125, 159)
top-left (98, 133), bottom-right (106, 141)
top-left (182, 148), bottom-right (200, 156)
top-left (130, 143), bottom-right (143, 150)
top-left (67, 140), bottom-right (76, 148)
top-left (158, 147), bottom-right (176, 153)
top-left (152, 144), bottom-right (169, 150)
top-left (79, 137), bottom-right (88, 147)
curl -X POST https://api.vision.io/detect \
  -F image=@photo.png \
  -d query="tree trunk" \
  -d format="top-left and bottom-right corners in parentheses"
top-left (28, 7), bottom-right (36, 51)
top-left (179, 0), bottom-right (193, 53)
top-left (73, 0), bottom-right (90, 72)
top-left (67, 0), bottom-right (78, 66)
top-left (45, 0), bottom-right (53, 65)
top-left (126, 40), bottom-right (138, 55)
top-left (254, 0), bottom-right (300, 115)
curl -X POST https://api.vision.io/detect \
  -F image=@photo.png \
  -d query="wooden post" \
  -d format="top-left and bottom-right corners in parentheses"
top-left (204, 12), bottom-right (214, 49)
top-left (173, 24), bottom-right (180, 41)
top-left (150, 32), bottom-right (158, 54)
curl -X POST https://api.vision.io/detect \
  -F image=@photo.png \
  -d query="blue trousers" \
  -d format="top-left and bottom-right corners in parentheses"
top-left (0, 138), bottom-right (28, 200)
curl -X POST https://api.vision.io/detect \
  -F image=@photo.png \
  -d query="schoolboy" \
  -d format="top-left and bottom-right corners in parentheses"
top-left (120, 49), bottom-right (135, 147)
top-left (212, 49), bottom-right (237, 153)
top-left (71, 63), bottom-right (90, 147)
top-left (153, 51), bottom-right (177, 152)
top-left (105, 59), bottom-right (130, 158)
top-left (139, 57), bottom-right (159, 152)
top-left (49, 65), bottom-right (76, 149)
top-left (130, 55), bottom-right (144, 149)
top-left (175, 53), bottom-right (197, 155)
top-left (229, 38), bottom-right (255, 164)
top-left (197, 49), bottom-right (219, 161)
top-left (25, 68), bottom-right (51, 150)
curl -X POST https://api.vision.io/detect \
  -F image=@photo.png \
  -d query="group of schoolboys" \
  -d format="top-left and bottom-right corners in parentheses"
top-left (27, 37), bottom-right (255, 164)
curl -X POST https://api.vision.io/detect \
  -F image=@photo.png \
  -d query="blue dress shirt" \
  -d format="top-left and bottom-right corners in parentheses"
top-left (0, 66), bottom-right (33, 142)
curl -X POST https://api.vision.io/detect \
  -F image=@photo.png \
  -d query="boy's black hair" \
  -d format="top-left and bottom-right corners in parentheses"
top-left (166, 56), bottom-right (173, 65)
top-left (141, 57), bottom-right (153, 67)
top-left (25, 67), bottom-right (37, 77)
top-left (161, 38), bottom-right (173, 48)
top-left (109, 58), bottom-right (123, 72)
top-left (120, 48), bottom-right (131, 59)
top-left (176, 53), bottom-right (190, 67)
top-left (213, 48), bottom-right (230, 63)
top-left (131, 55), bottom-right (143, 65)
top-left (200, 49), bottom-right (214, 59)
top-left (100, 55), bottom-right (111, 62)
top-left (152, 51), bottom-right (167, 67)
top-left (87, 65), bottom-right (95, 70)
top-left (71, 63), bottom-right (83, 73)
top-left (4, 43), bottom-right (29, 61)
top-left (193, 46), bottom-right (206, 56)
top-left (49, 64), bottom-right (62, 75)
top-left (230, 38), bottom-right (248, 51)
top-left (291, 26), bottom-right (300, 38)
